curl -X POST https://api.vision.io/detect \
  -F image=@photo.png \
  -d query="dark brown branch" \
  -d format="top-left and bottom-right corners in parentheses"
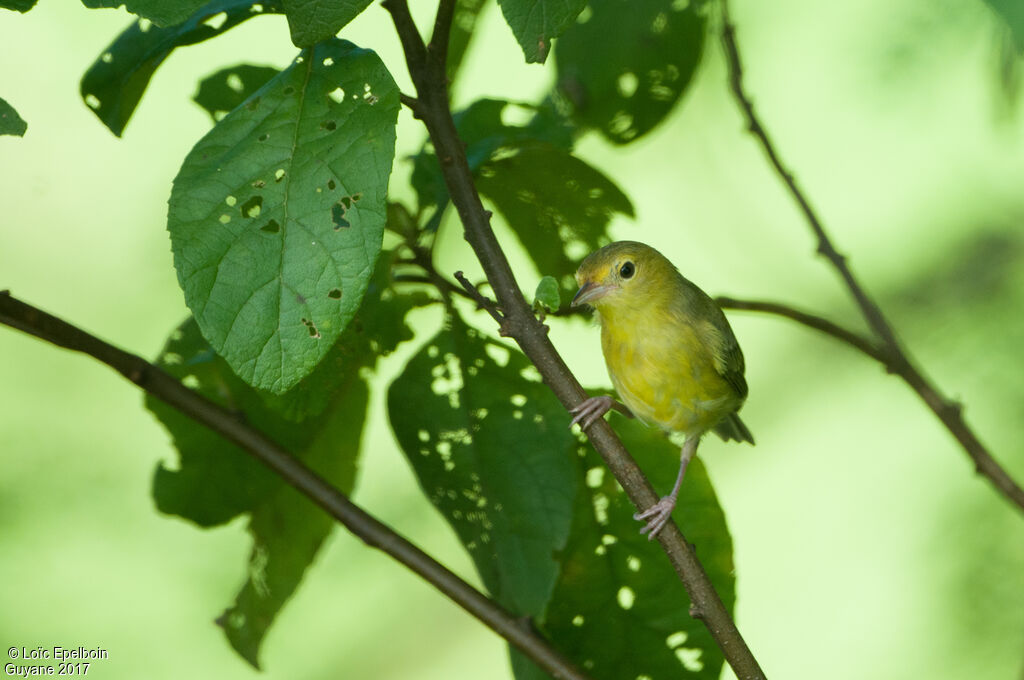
top-left (719, 2), bottom-right (1024, 515)
top-left (0, 291), bottom-right (592, 680)
top-left (384, 1), bottom-right (767, 678)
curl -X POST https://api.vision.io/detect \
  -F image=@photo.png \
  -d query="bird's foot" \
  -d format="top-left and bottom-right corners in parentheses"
top-left (569, 396), bottom-right (616, 429)
top-left (633, 495), bottom-right (678, 540)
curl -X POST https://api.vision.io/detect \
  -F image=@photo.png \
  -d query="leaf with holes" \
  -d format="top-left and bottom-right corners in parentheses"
top-left (476, 142), bottom-right (633, 298)
top-left (0, 97), bottom-right (27, 136)
top-left (146, 272), bottom-right (420, 664)
top-left (513, 415), bottom-right (735, 680)
top-left (497, 0), bottom-right (587, 63)
top-left (280, 0), bottom-right (373, 47)
top-left (146, 318), bottom-right (366, 666)
top-left (410, 98), bottom-right (573, 227)
top-left (80, 0), bottom-right (281, 136)
top-left (555, 0), bottom-right (706, 144)
top-left (193, 63), bottom-right (281, 122)
top-left (388, 313), bottom-right (578, 616)
top-left (81, 0), bottom-right (209, 26)
top-left (168, 39), bottom-right (399, 393)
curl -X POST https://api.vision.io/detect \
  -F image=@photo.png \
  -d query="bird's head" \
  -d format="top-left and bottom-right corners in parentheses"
top-left (572, 241), bottom-right (676, 313)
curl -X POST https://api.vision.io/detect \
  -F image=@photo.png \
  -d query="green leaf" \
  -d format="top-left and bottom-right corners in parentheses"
top-left (167, 39), bottom-right (400, 393)
top-left (0, 97), bottom-right (27, 136)
top-left (497, 0), bottom-right (587, 63)
top-left (533, 276), bottom-right (560, 312)
top-left (148, 316), bottom-right (367, 665)
top-left (512, 416), bottom-right (735, 680)
top-left (448, 0), bottom-right (488, 83)
top-left (555, 0), bottom-right (706, 144)
top-left (193, 64), bottom-right (281, 122)
top-left (1, 0), bottom-right (37, 12)
top-left (411, 98), bottom-right (573, 225)
top-left (476, 142), bottom-right (633, 294)
top-left (147, 255), bottom-right (420, 664)
top-left (80, 0), bottom-right (281, 136)
top-left (81, 0), bottom-right (208, 26)
top-left (280, 0), bottom-right (372, 48)
top-left (218, 372), bottom-right (366, 667)
top-left (388, 313), bottom-right (579, 615)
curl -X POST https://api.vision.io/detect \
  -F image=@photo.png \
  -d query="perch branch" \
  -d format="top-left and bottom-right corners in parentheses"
top-left (719, 1), bottom-right (1024, 514)
top-left (0, 291), bottom-right (592, 680)
top-left (383, 1), bottom-right (767, 678)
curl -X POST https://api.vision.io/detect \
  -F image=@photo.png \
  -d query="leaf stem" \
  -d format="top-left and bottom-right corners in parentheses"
top-left (383, 1), bottom-right (768, 678)
top-left (0, 291), bottom-right (593, 680)
top-left (719, 1), bottom-right (1024, 514)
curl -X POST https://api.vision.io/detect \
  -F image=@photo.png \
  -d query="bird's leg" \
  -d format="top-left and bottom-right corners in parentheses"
top-left (569, 395), bottom-right (634, 429)
top-left (634, 435), bottom-right (699, 540)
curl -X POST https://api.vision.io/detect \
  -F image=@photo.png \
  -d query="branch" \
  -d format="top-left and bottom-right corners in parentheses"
top-left (384, 1), bottom-right (767, 678)
top-left (718, 2), bottom-right (1024, 515)
top-left (0, 291), bottom-right (592, 680)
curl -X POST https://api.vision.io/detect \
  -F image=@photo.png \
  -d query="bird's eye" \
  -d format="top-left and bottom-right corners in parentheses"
top-left (619, 261), bottom-right (635, 279)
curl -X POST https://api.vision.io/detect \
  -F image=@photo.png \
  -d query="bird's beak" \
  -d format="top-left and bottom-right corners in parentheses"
top-left (571, 280), bottom-right (614, 307)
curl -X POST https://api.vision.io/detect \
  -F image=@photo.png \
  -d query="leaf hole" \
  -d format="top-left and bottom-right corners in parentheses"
top-left (100, 52), bottom-right (113, 64)
top-left (322, 57), bottom-right (334, 66)
top-left (85, 94), bottom-right (101, 110)
top-left (252, 179), bottom-right (266, 188)
top-left (202, 11), bottom-right (228, 30)
top-left (260, 219), bottom-right (280, 233)
top-left (674, 648), bottom-right (703, 672)
top-left (258, 133), bottom-right (269, 142)
top-left (250, 3), bottom-right (263, 11)
top-left (571, 615), bottom-right (585, 627)
top-left (219, 214), bottom-right (231, 224)
top-left (322, 120), bottom-right (337, 131)
top-left (510, 394), bottom-right (527, 407)
top-left (586, 466), bottom-right (604, 488)
top-left (301, 318), bottom-right (320, 339)
top-left (666, 631), bottom-right (688, 649)
top-left (331, 203), bottom-right (350, 229)
top-left (138, 18), bottom-right (152, 32)
top-left (181, 375), bottom-right (200, 389)
top-left (627, 555), bottom-right (642, 572)
top-left (617, 586), bottom-right (635, 610)
top-left (241, 196), bottom-right (263, 218)
top-left (226, 73), bottom-right (244, 92)
top-left (224, 195), bottom-right (237, 206)
top-left (328, 179), bottom-right (336, 190)
top-left (328, 87), bottom-right (345, 103)
top-left (275, 168), bottom-right (286, 182)
top-left (617, 72), bottom-right (639, 98)
top-left (328, 288), bottom-right (342, 299)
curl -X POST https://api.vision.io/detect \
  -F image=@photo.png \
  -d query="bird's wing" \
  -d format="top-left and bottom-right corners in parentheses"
top-left (696, 312), bottom-right (748, 400)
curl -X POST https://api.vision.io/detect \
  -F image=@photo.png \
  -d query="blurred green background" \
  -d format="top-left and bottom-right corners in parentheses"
top-left (2, 1), bottom-right (1023, 678)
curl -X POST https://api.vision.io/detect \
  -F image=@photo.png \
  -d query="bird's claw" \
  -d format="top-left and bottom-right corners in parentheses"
top-left (633, 496), bottom-right (678, 540)
top-left (569, 396), bottom-right (615, 429)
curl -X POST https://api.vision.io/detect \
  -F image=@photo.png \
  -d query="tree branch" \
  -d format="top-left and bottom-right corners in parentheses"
top-left (719, 1), bottom-right (1024, 515)
top-left (0, 291), bottom-right (593, 680)
top-left (384, 1), bottom-right (767, 678)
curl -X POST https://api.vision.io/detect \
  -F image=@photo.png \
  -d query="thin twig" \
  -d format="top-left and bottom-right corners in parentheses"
top-left (383, 1), bottom-right (767, 678)
top-left (453, 270), bottom-right (504, 326)
top-left (716, 296), bottom-right (888, 363)
top-left (0, 291), bottom-right (592, 680)
top-left (719, 1), bottom-right (1024, 514)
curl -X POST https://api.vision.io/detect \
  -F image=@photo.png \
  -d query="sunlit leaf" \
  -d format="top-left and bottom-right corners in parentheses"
top-left (168, 39), bottom-right (399, 393)
top-left (477, 142), bottom-right (633, 294)
top-left (497, 0), bottom-right (587, 63)
top-left (555, 0), bottom-right (706, 143)
top-left (0, 97), bottom-right (27, 136)
top-left (389, 313), bottom-right (578, 615)
top-left (533, 276), bottom-right (561, 312)
top-left (280, 0), bottom-right (373, 47)
top-left (512, 416), bottom-right (735, 680)
top-left (80, 0), bottom-right (281, 136)
top-left (193, 63), bottom-right (280, 122)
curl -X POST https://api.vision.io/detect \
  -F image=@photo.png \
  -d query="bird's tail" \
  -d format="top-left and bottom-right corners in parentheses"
top-left (713, 412), bottom-right (755, 445)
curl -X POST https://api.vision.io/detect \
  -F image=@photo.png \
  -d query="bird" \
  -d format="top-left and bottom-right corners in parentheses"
top-left (569, 240), bottom-right (754, 539)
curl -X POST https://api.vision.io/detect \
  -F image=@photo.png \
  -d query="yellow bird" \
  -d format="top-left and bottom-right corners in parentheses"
top-left (570, 241), bottom-right (754, 539)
